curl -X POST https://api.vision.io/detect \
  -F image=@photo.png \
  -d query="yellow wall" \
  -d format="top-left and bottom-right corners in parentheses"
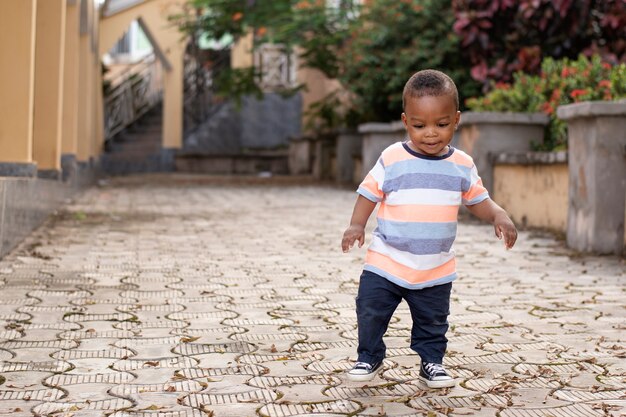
top-left (0, 0), bottom-right (37, 163)
top-left (33, 0), bottom-right (66, 171)
top-left (62, 2), bottom-right (80, 156)
top-left (493, 163), bottom-right (569, 232)
top-left (77, 29), bottom-right (95, 161)
top-left (231, 32), bottom-right (254, 69)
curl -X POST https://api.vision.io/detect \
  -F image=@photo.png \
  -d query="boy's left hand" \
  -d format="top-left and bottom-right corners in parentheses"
top-left (494, 212), bottom-right (517, 249)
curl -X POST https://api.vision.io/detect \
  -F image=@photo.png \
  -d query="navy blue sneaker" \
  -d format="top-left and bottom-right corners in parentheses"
top-left (347, 361), bottom-right (383, 382)
top-left (419, 362), bottom-right (456, 388)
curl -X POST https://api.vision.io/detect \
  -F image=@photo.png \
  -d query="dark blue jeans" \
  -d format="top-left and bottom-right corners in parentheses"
top-left (356, 270), bottom-right (451, 364)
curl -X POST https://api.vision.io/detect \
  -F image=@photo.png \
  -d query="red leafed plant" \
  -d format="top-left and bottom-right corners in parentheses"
top-left (452, 0), bottom-right (626, 89)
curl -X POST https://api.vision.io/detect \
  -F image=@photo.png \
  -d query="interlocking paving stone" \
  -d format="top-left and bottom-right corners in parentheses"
top-left (171, 326), bottom-right (247, 336)
top-left (110, 410), bottom-right (207, 417)
top-left (258, 399), bottom-right (361, 417)
top-left (167, 311), bottom-right (238, 320)
top-left (173, 341), bottom-right (255, 355)
top-left (59, 330), bottom-right (136, 339)
top-left (20, 322), bottom-right (80, 330)
top-left (0, 330), bottom-right (23, 340)
top-left (222, 318), bottom-right (294, 326)
top-left (0, 361), bottom-right (72, 372)
top-left (63, 312), bottom-right (135, 322)
top-left (120, 290), bottom-right (185, 298)
top-left (109, 380), bottom-right (204, 395)
top-left (498, 404), bottom-right (604, 417)
top-left (28, 290), bottom-right (91, 298)
top-left (52, 348), bottom-right (133, 359)
top-left (239, 353), bottom-right (324, 365)
top-left (0, 177), bottom-right (624, 417)
top-left (117, 304), bottom-right (185, 312)
top-left (410, 393), bottom-right (508, 409)
top-left (230, 332), bottom-right (307, 342)
top-left (114, 320), bottom-right (188, 330)
top-left (0, 387), bottom-right (65, 400)
top-left (553, 388), bottom-right (626, 401)
top-left (513, 362), bottom-right (605, 376)
top-left (248, 375), bottom-right (341, 388)
top-left (2, 340), bottom-right (78, 349)
top-left (45, 372), bottom-right (135, 385)
top-left (32, 398), bottom-right (134, 415)
top-left (113, 356), bottom-right (198, 371)
top-left (177, 364), bottom-right (267, 378)
top-left (183, 389), bottom-right (278, 406)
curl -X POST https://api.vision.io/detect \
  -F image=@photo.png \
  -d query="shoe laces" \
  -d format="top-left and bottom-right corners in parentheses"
top-left (425, 362), bottom-right (446, 374)
top-left (354, 361), bottom-right (372, 370)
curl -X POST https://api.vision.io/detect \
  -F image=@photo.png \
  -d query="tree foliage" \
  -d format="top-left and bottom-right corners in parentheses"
top-left (339, 0), bottom-right (480, 122)
top-left (453, 0), bottom-right (626, 88)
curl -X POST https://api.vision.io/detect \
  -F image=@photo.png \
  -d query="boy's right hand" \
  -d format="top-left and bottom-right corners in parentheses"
top-left (342, 225), bottom-right (365, 252)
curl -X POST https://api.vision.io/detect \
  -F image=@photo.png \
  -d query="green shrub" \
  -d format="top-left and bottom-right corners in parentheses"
top-left (466, 55), bottom-right (626, 150)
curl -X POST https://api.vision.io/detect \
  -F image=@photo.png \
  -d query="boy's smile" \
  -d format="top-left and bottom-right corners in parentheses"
top-left (401, 95), bottom-right (460, 157)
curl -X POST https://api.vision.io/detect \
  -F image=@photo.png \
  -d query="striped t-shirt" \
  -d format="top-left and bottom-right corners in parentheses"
top-left (357, 142), bottom-right (489, 289)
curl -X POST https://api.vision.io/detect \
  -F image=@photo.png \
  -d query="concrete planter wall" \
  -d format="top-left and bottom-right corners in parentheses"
top-left (358, 121), bottom-right (405, 180)
top-left (493, 152), bottom-right (568, 232)
top-left (288, 136), bottom-right (314, 175)
top-left (557, 101), bottom-right (626, 255)
top-left (457, 112), bottom-right (549, 193)
top-left (335, 129), bottom-right (363, 184)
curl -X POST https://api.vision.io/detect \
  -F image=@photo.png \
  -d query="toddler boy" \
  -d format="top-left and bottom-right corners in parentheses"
top-left (341, 69), bottom-right (517, 388)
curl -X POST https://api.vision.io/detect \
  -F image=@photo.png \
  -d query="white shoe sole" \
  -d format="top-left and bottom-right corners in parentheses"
top-left (419, 376), bottom-right (456, 388)
top-left (347, 366), bottom-right (382, 382)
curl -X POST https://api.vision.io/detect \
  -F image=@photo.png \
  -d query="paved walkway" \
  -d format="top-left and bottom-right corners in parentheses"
top-left (0, 175), bottom-right (624, 417)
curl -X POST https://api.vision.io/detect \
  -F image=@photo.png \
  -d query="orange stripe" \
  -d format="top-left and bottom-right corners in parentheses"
top-left (366, 251), bottom-right (456, 284)
top-left (382, 143), bottom-right (415, 166)
top-left (360, 174), bottom-right (383, 199)
top-left (463, 181), bottom-right (487, 201)
top-left (378, 204), bottom-right (459, 222)
top-left (447, 151), bottom-right (474, 168)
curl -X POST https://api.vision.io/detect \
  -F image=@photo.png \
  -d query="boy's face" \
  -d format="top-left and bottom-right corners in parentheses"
top-left (401, 94), bottom-right (460, 157)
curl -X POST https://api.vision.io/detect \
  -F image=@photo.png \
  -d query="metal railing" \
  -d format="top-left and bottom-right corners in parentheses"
top-left (103, 53), bottom-right (162, 141)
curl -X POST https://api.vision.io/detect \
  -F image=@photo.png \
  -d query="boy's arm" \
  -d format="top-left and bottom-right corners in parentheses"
top-left (465, 198), bottom-right (518, 249)
top-left (342, 195), bottom-right (377, 252)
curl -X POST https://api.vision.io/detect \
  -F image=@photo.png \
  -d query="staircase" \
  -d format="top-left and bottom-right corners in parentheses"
top-left (100, 104), bottom-right (173, 175)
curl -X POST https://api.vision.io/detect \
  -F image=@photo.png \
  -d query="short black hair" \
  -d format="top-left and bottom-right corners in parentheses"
top-left (402, 69), bottom-right (459, 111)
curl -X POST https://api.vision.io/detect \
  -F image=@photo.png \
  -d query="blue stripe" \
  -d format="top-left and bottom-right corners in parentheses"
top-left (357, 187), bottom-right (381, 202)
top-left (374, 233), bottom-right (455, 255)
top-left (385, 158), bottom-right (471, 182)
top-left (363, 265), bottom-right (457, 290)
top-left (376, 219), bottom-right (457, 239)
top-left (382, 173), bottom-right (469, 194)
top-left (464, 193), bottom-right (489, 206)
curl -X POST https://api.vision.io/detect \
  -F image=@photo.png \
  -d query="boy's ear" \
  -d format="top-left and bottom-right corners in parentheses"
top-left (455, 111), bottom-right (461, 128)
top-left (401, 112), bottom-right (408, 126)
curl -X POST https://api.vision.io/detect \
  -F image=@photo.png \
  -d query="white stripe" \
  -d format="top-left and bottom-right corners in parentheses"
top-left (385, 188), bottom-right (462, 206)
top-left (369, 236), bottom-right (455, 270)
top-left (369, 160), bottom-right (385, 185)
top-left (469, 165), bottom-right (481, 185)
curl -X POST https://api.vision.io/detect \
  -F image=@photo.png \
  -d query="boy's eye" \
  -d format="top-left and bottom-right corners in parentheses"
top-left (438, 123), bottom-right (450, 127)
top-left (413, 125), bottom-right (424, 129)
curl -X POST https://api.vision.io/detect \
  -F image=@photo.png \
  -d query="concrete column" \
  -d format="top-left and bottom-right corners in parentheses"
top-left (557, 101), bottom-right (626, 255)
top-left (0, 0), bottom-right (37, 167)
top-left (61, 1), bottom-right (80, 181)
top-left (358, 122), bottom-right (405, 179)
top-left (162, 48), bottom-right (184, 149)
top-left (457, 112), bottom-right (549, 194)
top-left (33, 0), bottom-right (67, 177)
top-left (76, 0), bottom-right (94, 162)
